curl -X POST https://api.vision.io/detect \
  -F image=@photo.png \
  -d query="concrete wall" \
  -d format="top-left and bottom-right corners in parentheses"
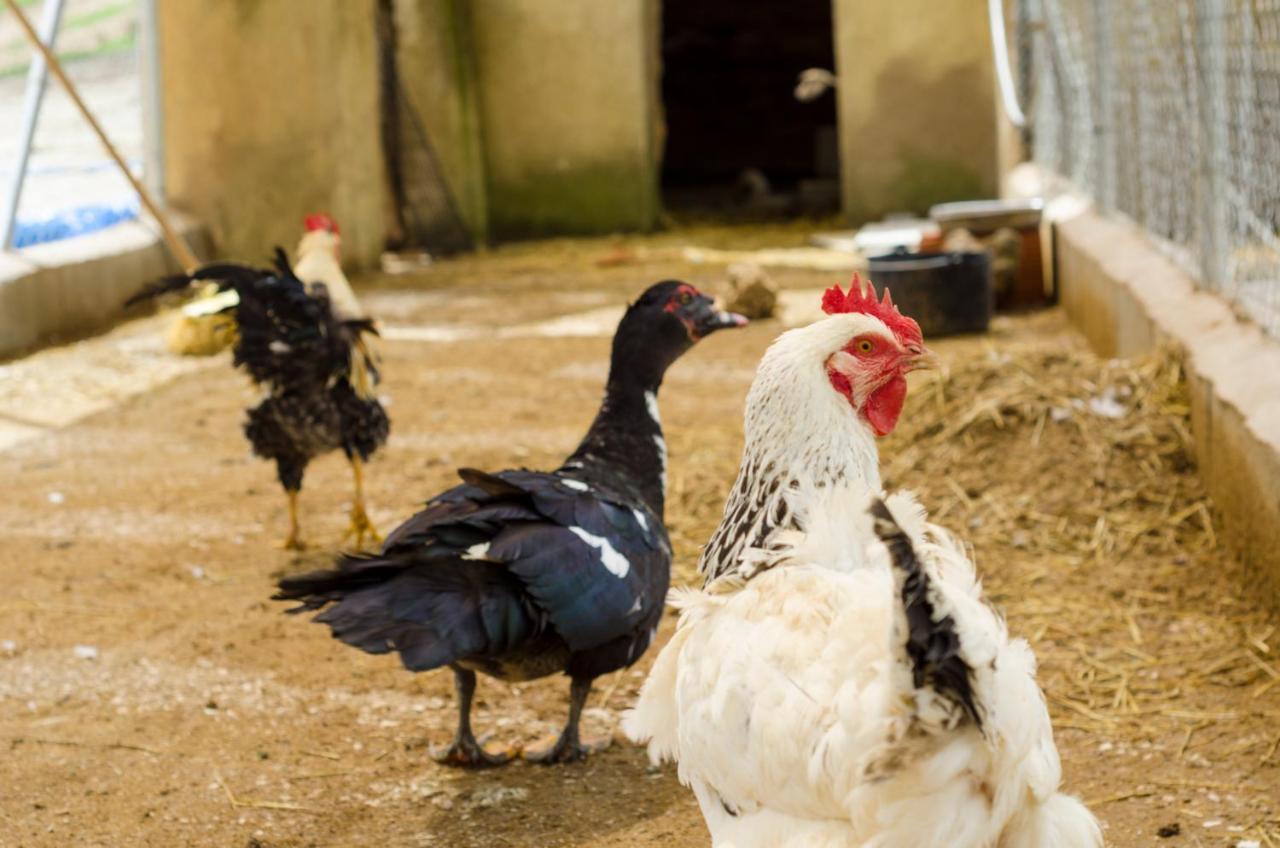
top-left (391, 0), bottom-right (489, 245)
top-left (832, 0), bottom-right (998, 221)
top-left (1057, 211), bottom-right (1280, 611)
top-left (468, 0), bottom-right (660, 238)
top-left (156, 1), bottom-right (387, 267)
top-left (0, 216), bottom-right (209, 359)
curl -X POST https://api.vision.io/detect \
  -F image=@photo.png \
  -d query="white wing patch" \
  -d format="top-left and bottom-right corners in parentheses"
top-left (562, 479), bottom-right (589, 492)
top-left (568, 526), bottom-right (631, 578)
top-left (654, 434), bottom-right (668, 491)
top-left (644, 390), bottom-right (662, 427)
top-left (269, 340), bottom-right (292, 354)
top-left (633, 509), bottom-right (649, 532)
top-left (462, 542), bottom-right (493, 561)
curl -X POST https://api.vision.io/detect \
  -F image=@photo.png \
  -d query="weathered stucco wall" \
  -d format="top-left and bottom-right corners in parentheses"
top-left (391, 0), bottom-right (489, 245)
top-left (468, 0), bottom-right (660, 238)
top-left (1057, 211), bottom-right (1280, 611)
top-left (156, 1), bottom-right (387, 267)
top-left (832, 0), bottom-right (998, 221)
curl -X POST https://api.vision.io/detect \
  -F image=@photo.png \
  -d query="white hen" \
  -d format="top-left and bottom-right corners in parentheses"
top-left (625, 281), bottom-right (1101, 848)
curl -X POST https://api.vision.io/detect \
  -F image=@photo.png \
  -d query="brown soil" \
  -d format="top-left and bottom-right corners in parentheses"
top-left (2, 231), bottom-right (1277, 847)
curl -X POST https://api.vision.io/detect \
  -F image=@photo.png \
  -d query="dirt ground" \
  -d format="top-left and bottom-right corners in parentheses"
top-left (2, 231), bottom-right (1278, 847)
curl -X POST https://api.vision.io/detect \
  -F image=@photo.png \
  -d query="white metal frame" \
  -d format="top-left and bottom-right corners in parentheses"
top-left (0, 0), bottom-right (164, 252)
top-left (0, 0), bottom-right (66, 250)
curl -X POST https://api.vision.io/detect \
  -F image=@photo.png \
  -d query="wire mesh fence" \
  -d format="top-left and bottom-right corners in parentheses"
top-left (1017, 0), bottom-right (1280, 335)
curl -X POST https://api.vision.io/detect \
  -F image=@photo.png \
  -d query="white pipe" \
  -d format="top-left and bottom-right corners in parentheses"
top-left (988, 0), bottom-right (1028, 129)
top-left (138, 0), bottom-right (165, 205)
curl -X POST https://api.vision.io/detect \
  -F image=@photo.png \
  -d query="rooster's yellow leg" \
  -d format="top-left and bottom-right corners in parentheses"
top-left (276, 490), bottom-right (305, 551)
top-left (341, 456), bottom-right (382, 549)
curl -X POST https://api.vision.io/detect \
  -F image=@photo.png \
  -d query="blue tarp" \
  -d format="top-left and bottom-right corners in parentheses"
top-left (12, 198), bottom-right (140, 248)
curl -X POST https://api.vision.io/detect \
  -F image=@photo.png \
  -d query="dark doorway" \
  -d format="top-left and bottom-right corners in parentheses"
top-left (661, 1), bottom-right (839, 217)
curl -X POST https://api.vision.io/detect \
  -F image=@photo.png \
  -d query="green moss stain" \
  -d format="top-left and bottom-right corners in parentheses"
top-left (488, 160), bottom-right (658, 239)
top-left (892, 147), bottom-right (987, 214)
top-left (442, 0), bottom-right (489, 243)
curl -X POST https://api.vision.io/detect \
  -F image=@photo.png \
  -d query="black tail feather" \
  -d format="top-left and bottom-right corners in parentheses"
top-left (274, 554), bottom-right (538, 673)
top-left (870, 499), bottom-right (982, 729)
top-left (126, 250), bottom-right (300, 310)
top-left (123, 273), bottom-right (199, 308)
top-left (270, 246), bottom-right (294, 279)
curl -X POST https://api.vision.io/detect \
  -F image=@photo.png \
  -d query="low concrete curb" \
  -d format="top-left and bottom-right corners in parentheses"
top-left (1057, 210), bottom-right (1280, 610)
top-left (0, 213), bottom-right (210, 360)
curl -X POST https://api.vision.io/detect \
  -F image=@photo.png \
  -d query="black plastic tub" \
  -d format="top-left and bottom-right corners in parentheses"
top-left (866, 250), bottom-right (993, 337)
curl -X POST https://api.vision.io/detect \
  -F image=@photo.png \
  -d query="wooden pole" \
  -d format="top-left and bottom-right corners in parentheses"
top-left (1, 0), bottom-right (198, 272)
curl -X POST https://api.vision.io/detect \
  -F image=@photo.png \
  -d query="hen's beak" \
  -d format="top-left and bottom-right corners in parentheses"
top-left (903, 343), bottom-right (940, 372)
top-left (687, 296), bottom-right (749, 340)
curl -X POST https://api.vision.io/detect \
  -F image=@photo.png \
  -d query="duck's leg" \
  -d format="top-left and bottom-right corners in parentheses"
top-left (524, 676), bottom-right (612, 764)
top-left (431, 667), bottom-right (517, 768)
top-left (340, 455), bottom-right (381, 549)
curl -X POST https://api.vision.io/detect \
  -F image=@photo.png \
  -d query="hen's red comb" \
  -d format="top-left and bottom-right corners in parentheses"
top-left (303, 213), bottom-right (339, 235)
top-left (821, 274), bottom-right (923, 346)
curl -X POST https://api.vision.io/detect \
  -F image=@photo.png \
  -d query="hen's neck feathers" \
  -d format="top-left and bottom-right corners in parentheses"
top-left (294, 231), bottom-right (363, 321)
top-left (699, 314), bottom-right (886, 584)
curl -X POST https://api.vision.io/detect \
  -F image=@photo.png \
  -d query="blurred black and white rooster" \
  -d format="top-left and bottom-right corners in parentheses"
top-left (275, 281), bottom-right (746, 766)
top-left (127, 232), bottom-right (387, 550)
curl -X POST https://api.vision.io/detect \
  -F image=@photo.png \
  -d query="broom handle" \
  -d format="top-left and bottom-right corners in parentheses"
top-left (1, 0), bottom-right (198, 272)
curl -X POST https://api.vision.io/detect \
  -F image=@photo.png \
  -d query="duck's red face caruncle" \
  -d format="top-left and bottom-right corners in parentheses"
top-left (820, 278), bottom-right (936, 437)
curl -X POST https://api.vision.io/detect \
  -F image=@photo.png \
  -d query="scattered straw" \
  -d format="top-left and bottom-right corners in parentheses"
top-left (215, 771), bottom-right (321, 814)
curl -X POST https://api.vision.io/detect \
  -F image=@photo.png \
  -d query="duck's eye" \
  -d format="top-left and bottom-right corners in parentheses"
top-left (679, 291), bottom-right (693, 306)
top-left (856, 339), bottom-right (875, 354)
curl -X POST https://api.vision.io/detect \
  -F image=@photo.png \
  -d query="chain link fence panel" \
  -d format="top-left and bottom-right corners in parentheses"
top-left (1018, 0), bottom-right (1280, 335)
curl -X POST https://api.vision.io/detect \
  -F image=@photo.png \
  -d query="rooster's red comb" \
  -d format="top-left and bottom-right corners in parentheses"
top-left (303, 214), bottom-right (339, 235)
top-left (821, 274), bottom-right (923, 346)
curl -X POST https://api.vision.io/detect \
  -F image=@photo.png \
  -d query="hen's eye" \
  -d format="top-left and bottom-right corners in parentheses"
top-left (856, 339), bottom-right (874, 354)
top-left (679, 292), bottom-right (693, 305)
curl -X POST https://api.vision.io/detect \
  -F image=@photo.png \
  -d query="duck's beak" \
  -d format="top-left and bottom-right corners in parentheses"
top-left (687, 296), bottom-right (749, 340)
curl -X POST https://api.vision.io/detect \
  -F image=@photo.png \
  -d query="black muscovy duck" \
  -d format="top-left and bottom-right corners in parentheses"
top-left (274, 281), bottom-right (746, 765)
top-left (126, 248), bottom-right (387, 550)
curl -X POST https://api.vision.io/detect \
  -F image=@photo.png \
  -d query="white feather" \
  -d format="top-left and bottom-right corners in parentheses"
top-left (568, 526), bottom-right (630, 579)
top-left (653, 434), bottom-right (667, 492)
top-left (629, 484), bottom-right (1101, 847)
top-left (698, 313), bottom-right (894, 582)
top-left (294, 230), bottom-right (364, 321)
top-left (644, 389), bottom-right (661, 427)
top-left (628, 485), bottom-right (1100, 846)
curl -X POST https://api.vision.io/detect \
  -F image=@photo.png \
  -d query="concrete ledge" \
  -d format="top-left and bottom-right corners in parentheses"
top-left (0, 213), bottom-right (209, 360)
top-left (1057, 211), bottom-right (1280, 610)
